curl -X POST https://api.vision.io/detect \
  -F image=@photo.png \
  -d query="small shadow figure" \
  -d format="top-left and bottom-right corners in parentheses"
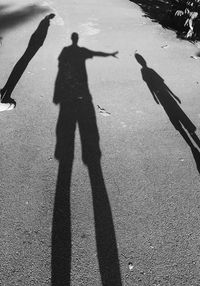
top-left (51, 33), bottom-right (121, 285)
top-left (135, 53), bottom-right (200, 173)
top-left (0, 13), bottom-right (55, 106)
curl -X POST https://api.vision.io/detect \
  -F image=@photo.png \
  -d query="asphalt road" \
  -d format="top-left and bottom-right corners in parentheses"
top-left (1, 0), bottom-right (200, 285)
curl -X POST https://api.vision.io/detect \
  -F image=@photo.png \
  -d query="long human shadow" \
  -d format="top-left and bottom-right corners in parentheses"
top-left (135, 53), bottom-right (200, 173)
top-left (51, 33), bottom-right (122, 285)
top-left (0, 13), bottom-right (55, 105)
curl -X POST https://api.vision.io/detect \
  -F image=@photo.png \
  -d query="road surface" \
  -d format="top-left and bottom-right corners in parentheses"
top-left (1, 0), bottom-right (200, 285)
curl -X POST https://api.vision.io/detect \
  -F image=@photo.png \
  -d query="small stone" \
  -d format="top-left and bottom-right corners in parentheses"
top-left (161, 44), bottom-right (169, 49)
top-left (128, 262), bottom-right (134, 271)
top-left (100, 111), bottom-right (111, 117)
top-left (97, 105), bottom-right (111, 116)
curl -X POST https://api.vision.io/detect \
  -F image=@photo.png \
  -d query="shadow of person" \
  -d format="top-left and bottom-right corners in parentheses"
top-left (0, 13), bottom-right (55, 106)
top-left (51, 32), bottom-right (121, 285)
top-left (135, 53), bottom-right (200, 173)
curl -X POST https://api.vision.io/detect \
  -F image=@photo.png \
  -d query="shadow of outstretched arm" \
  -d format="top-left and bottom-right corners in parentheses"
top-left (91, 50), bottom-right (119, 58)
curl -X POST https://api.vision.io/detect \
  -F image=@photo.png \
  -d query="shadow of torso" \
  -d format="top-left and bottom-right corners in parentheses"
top-left (141, 66), bottom-right (196, 133)
top-left (142, 67), bottom-right (177, 107)
top-left (53, 45), bottom-right (94, 103)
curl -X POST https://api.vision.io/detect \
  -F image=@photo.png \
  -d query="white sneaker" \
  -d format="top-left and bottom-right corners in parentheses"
top-left (0, 102), bottom-right (15, 112)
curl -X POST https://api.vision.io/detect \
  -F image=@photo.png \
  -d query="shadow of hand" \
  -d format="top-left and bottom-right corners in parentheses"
top-left (111, 51), bottom-right (119, 58)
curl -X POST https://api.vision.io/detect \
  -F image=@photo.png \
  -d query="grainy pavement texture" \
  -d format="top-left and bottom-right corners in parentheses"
top-left (1, 0), bottom-right (200, 285)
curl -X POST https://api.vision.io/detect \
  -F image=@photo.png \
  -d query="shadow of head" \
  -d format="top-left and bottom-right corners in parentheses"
top-left (71, 32), bottom-right (79, 45)
top-left (135, 53), bottom-right (147, 67)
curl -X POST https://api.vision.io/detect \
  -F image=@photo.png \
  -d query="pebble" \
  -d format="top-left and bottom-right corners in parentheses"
top-left (190, 55), bottom-right (199, 60)
top-left (97, 105), bottom-right (111, 116)
top-left (161, 44), bottom-right (169, 49)
top-left (128, 262), bottom-right (134, 271)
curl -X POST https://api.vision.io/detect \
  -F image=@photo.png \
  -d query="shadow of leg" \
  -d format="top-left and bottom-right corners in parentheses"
top-left (190, 132), bottom-right (200, 149)
top-left (178, 126), bottom-right (200, 174)
top-left (52, 103), bottom-right (76, 285)
top-left (190, 146), bottom-right (200, 173)
top-left (51, 159), bottom-right (73, 286)
top-left (88, 161), bottom-right (122, 286)
top-left (78, 100), bottom-right (122, 285)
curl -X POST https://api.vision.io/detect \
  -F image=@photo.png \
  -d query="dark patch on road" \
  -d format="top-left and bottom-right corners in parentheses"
top-left (0, 3), bottom-right (51, 35)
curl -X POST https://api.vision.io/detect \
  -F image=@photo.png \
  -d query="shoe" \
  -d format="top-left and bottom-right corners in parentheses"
top-left (0, 102), bottom-right (15, 112)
